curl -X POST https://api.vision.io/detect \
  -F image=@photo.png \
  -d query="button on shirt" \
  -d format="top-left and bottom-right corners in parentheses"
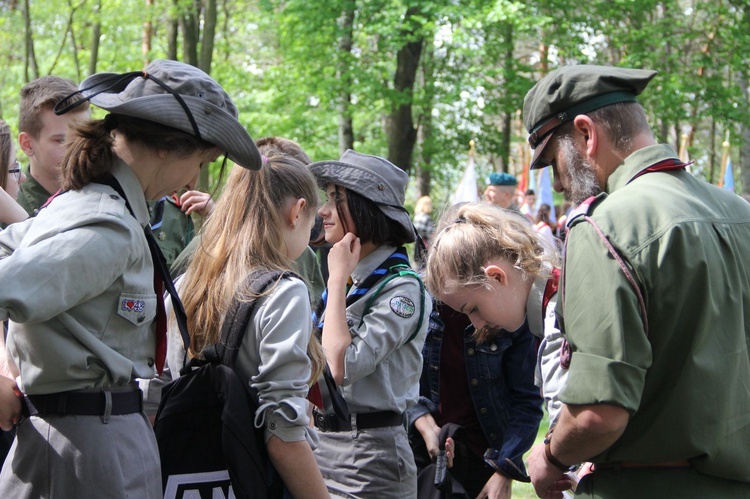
top-left (0, 160), bottom-right (157, 394)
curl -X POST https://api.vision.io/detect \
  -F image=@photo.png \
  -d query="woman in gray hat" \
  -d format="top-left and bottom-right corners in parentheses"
top-left (0, 59), bottom-right (260, 498)
top-left (309, 150), bottom-right (431, 497)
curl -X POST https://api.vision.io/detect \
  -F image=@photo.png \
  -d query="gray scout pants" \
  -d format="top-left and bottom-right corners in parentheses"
top-left (315, 423), bottom-right (417, 498)
top-left (0, 412), bottom-right (161, 498)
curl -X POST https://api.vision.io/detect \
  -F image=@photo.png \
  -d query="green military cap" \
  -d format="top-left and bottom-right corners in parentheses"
top-left (487, 171), bottom-right (517, 186)
top-left (523, 65), bottom-right (657, 169)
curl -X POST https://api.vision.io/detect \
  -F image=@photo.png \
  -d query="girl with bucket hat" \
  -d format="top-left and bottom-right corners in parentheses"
top-left (0, 59), bottom-right (260, 498)
top-left (309, 150), bottom-right (431, 497)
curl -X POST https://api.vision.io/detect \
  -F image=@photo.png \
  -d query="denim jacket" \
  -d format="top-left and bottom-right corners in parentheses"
top-left (407, 306), bottom-right (543, 482)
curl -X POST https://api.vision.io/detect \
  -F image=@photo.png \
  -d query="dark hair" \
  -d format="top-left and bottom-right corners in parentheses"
top-left (341, 188), bottom-right (412, 246)
top-left (61, 113), bottom-right (215, 190)
top-left (525, 189), bottom-right (536, 196)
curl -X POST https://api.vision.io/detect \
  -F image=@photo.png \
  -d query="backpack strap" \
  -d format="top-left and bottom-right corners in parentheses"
top-left (206, 269), bottom-right (294, 368)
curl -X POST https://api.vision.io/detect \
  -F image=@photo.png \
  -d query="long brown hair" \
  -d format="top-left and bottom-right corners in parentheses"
top-left (180, 153), bottom-right (325, 383)
top-left (0, 120), bottom-right (11, 191)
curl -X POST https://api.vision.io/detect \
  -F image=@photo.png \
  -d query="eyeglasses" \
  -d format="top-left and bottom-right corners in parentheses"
top-left (8, 160), bottom-right (22, 182)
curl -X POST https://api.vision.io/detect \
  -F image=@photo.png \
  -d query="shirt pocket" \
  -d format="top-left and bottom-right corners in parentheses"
top-left (116, 292), bottom-right (157, 326)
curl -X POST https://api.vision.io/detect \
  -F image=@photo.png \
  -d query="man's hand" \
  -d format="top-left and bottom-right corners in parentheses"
top-left (527, 443), bottom-right (574, 499)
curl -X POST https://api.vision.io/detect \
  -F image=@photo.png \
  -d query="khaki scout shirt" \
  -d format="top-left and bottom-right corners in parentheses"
top-left (559, 144), bottom-right (750, 483)
top-left (0, 159), bottom-right (158, 394)
top-left (325, 245), bottom-right (431, 415)
top-left (16, 167), bottom-right (54, 218)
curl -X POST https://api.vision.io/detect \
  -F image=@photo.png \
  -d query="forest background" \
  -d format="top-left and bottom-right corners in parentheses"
top-left (1, 0), bottom-right (749, 212)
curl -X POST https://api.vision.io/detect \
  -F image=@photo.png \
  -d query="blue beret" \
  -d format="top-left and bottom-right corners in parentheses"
top-left (488, 172), bottom-right (518, 186)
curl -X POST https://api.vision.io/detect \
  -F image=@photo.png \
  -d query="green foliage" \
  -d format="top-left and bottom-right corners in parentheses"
top-left (0, 0), bottom-right (747, 197)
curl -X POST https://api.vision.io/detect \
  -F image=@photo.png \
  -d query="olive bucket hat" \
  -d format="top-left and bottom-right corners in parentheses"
top-left (54, 59), bottom-right (262, 170)
top-left (309, 149), bottom-right (416, 243)
top-left (523, 64), bottom-right (656, 170)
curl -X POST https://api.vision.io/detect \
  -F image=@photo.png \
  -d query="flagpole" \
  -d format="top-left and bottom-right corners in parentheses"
top-left (718, 136), bottom-right (730, 188)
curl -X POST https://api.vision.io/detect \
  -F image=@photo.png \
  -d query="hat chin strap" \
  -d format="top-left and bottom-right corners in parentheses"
top-left (54, 71), bottom-right (203, 141)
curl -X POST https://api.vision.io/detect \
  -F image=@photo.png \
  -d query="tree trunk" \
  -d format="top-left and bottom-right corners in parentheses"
top-left (167, 0), bottom-right (179, 60)
top-left (142, 0), bottom-right (154, 67)
top-left (337, 2), bottom-right (355, 155)
top-left (738, 71), bottom-right (750, 193)
top-left (499, 22), bottom-right (513, 173)
top-left (199, 0), bottom-right (217, 73)
top-left (89, 0), bottom-right (102, 74)
top-left (180, 0), bottom-right (201, 67)
top-left (22, 0), bottom-right (39, 82)
top-left (386, 6), bottom-right (424, 173)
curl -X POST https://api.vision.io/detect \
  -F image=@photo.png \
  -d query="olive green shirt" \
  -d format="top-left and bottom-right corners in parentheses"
top-left (147, 196), bottom-right (194, 268)
top-left (558, 144), bottom-right (750, 484)
top-left (16, 166), bottom-right (54, 218)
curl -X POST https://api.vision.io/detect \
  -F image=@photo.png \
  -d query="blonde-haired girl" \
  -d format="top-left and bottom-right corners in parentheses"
top-left (167, 153), bottom-right (328, 498)
top-left (414, 202), bottom-right (565, 498)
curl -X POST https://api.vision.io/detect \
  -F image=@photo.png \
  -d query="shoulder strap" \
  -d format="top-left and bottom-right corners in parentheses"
top-left (207, 269), bottom-right (293, 368)
top-left (562, 196), bottom-right (649, 336)
top-left (358, 263), bottom-right (426, 345)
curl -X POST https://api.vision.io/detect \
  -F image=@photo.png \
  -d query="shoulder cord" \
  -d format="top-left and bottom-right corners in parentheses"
top-left (561, 197), bottom-right (649, 340)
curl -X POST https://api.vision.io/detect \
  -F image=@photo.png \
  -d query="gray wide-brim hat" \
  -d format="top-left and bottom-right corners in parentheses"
top-left (309, 149), bottom-right (415, 243)
top-left (76, 59), bottom-right (261, 170)
top-left (523, 65), bottom-right (656, 170)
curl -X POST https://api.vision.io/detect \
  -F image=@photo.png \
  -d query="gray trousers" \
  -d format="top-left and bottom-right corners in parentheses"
top-left (0, 412), bottom-right (161, 499)
top-left (314, 424), bottom-right (417, 498)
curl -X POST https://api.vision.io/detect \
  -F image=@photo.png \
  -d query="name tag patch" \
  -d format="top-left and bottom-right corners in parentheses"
top-left (121, 299), bottom-right (145, 313)
top-left (390, 296), bottom-right (415, 318)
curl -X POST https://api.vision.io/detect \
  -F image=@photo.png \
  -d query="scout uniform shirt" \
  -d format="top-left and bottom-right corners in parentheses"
top-left (327, 244), bottom-right (431, 415)
top-left (0, 159), bottom-right (158, 394)
top-left (15, 166), bottom-right (54, 218)
top-left (559, 144), bottom-right (750, 486)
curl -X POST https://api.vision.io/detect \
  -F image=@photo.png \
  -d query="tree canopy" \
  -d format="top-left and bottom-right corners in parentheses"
top-left (1, 0), bottom-right (748, 206)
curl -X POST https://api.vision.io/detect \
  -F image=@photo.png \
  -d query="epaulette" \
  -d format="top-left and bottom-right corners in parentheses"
top-left (566, 192), bottom-right (607, 229)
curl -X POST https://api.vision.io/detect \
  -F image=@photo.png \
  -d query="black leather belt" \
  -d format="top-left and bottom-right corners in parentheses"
top-left (313, 407), bottom-right (403, 432)
top-left (27, 384), bottom-right (143, 417)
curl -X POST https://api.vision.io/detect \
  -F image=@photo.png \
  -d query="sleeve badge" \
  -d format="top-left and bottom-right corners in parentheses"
top-left (390, 296), bottom-right (415, 318)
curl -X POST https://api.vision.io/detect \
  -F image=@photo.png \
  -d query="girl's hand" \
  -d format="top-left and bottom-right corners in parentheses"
top-left (476, 472), bottom-right (512, 499)
top-left (0, 377), bottom-right (23, 431)
top-left (327, 233), bottom-right (360, 287)
top-left (179, 190), bottom-right (214, 216)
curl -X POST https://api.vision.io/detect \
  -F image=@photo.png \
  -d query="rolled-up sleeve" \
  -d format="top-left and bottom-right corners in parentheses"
top-left (248, 278), bottom-right (317, 446)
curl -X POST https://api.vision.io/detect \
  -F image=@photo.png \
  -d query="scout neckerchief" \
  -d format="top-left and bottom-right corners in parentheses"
top-left (558, 158), bottom-right (689, 367)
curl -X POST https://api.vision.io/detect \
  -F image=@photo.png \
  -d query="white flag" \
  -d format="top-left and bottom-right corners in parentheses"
top-left (451, 154), bottom-right (480, 204)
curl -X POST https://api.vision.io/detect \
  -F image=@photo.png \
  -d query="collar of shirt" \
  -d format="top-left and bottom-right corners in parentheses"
top-left (606, 143), bottom-right (680, 194)
top-left (526, 275), bottom-right (548, 339)
top-left (349, 244), bottom-right (399, 288)
top-left (111, 158), bottom-right (151, 228)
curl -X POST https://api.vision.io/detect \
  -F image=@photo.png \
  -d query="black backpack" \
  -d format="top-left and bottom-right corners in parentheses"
top-left (154, 270), bottom-right (290, 499)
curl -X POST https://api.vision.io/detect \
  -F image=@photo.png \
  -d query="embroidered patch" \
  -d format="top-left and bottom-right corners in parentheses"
top-left (121, 299), bottom-right (145, 313)
top-left (390, 296), bottom-right (415, 318)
